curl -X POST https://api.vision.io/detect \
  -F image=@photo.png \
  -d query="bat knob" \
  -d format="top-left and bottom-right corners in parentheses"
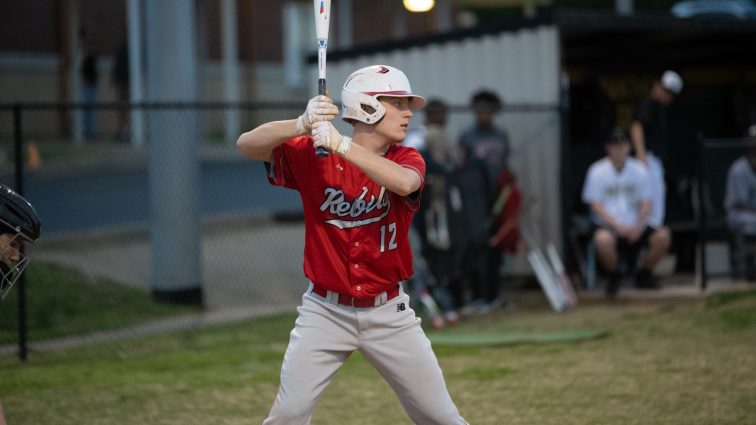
top-left (315, 146), bottom-right (329, 157)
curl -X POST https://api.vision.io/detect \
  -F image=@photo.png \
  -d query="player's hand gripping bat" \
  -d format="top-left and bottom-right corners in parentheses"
top-left (314, 0), bottom-right (331, 158)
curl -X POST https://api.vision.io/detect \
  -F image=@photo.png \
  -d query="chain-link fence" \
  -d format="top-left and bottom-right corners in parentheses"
top-left (0, 101), bottom-right (562, 359)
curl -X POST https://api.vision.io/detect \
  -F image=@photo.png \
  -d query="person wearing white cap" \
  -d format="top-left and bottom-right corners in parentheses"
top-left (629, 70), bottom-right (683, 288)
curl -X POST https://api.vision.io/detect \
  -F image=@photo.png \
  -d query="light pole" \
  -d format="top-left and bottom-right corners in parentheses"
top-left (403, 0), bottom-right (435, 13)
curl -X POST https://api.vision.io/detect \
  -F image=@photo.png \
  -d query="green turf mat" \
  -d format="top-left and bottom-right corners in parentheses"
top-left (427, 328), bottom-right (606, 346)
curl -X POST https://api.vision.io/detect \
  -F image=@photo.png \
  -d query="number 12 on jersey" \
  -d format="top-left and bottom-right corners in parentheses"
top-left (380, 223), bottom-right (397, 253)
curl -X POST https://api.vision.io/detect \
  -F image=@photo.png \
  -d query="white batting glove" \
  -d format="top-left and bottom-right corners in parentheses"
top-left (295, 95), bottom-right (339, 135)
top-left (312, 121), bottom-right (352, 157)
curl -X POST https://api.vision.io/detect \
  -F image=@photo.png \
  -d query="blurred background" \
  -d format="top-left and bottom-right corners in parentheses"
top-left (1, 0), bottom-right (755, 358)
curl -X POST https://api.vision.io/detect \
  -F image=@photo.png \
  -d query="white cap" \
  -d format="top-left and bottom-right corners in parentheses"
top-left (748, 124), bottom-right (756, 138)
top-left (661, 70), bottom-right (683, 95)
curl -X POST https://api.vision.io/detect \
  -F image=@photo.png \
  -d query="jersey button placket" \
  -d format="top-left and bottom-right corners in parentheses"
top-left (349, 233), bottom-right (362, 274)
top-left (349, 232), bottom-right (364, 302)
top-left (347, 230), bottom-right (359, 301)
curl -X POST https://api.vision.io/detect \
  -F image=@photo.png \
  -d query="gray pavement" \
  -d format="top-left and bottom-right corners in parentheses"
top-left (9, 142), bottom-right (309, 311)
top-left (2, 211), bottom-right (311, 355)
top-left (31, 215), bottom-right (308, 312)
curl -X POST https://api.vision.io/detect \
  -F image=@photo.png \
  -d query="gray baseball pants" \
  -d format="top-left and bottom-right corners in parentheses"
top-left (262, 283), bottom-right (468, 425)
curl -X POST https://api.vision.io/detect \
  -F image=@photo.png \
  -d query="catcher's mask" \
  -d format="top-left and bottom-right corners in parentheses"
top-left (0, 183), bottom-right (41, 299)
top-left (1, 233), bottom-right (31, 299)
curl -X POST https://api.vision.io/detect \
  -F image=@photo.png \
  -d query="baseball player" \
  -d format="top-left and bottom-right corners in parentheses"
top-left (0, 183), bottom-right (41, 300)
top-left (0, 182), bottom-right (42, 425)
top-left (237, 65), bottom-right (468, 424)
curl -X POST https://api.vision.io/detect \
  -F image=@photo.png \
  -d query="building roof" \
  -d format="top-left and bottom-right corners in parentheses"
top-left (321, 9), bottom-right (756, 70)
top-left (557, 10), bottom-right (756, 69)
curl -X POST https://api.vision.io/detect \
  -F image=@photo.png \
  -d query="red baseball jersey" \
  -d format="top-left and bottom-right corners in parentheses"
top-left (267, 136), bottom-right (425, 299)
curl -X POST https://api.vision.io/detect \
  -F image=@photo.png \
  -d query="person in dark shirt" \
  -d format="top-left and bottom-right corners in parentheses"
top-left (112, 39), bottom-right (130, 141)
top-left (457, 90), bottom-right (510, 313)
top-left (630, 70), bottom-right (683, 229)
top-left (79, 24), bottom-right (99, 141)
top-left (448, 143), bottom-right (497, 312)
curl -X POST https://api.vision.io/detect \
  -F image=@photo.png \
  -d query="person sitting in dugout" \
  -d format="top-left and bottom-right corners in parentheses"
top-left (581, 129), bottom-right (671, 296)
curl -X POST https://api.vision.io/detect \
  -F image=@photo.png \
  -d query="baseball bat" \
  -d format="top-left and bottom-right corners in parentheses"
top-left (546, 243), bottom-right (579, 309)
top-left (521, 226), bottom-right (570, 313)
top-left (313, 0), bottom-right (331, 158)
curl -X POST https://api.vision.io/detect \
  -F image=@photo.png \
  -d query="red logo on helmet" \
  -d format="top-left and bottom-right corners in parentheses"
top-left (377, 66), bottom-right (390, 74)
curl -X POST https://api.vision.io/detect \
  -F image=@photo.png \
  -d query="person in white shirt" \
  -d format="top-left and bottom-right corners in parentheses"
top-left (582, 129), bottom-right (671, 296)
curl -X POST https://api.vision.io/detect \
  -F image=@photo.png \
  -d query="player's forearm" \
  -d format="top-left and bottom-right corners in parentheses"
top-left (343, 144), bottom-right (422, 196)
top-left (634, 200), bottom-right (652, 229)
top-left (237, 119), bottom-right (299, 161)
top-left (630, 122), bottom-right (646, 160)
top-left (591, 203), bottom-right (623, 232)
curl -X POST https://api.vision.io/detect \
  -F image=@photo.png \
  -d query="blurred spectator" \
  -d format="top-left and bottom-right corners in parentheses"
top-left (724, 125), bottom-right (756, 281)
top-left (79, 24), bottom-right (99, 141)
top-left (112, 39), bottom-right (130, 142)
top-left (403, 99), bottom-right (448, 151)
top-left (409, 99), bottom-right (461, 327)
top-left (630, 70), bottom-right (684, 228)
top-left (450, 144), bottom-right (497, 314)
top-left (457, 90), bottom-right (511, 312)
top-left (489, 168), bottom-right (522, 258)
top-left (582, 129), bottom-right (672, 297)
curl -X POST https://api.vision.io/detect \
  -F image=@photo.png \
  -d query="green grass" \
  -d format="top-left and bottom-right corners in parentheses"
top-left (1, 287), bottom-right (756, 424)
top-left (0, 263), bottom-right (199, 342)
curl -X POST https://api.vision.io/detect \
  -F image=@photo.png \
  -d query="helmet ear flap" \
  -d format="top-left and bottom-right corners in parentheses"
top-left (341, 89), bottom-right (386, 124)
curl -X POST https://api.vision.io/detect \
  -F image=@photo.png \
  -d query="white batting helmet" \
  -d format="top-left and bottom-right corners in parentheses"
top-left (341, 65), bottom-right (426, 124)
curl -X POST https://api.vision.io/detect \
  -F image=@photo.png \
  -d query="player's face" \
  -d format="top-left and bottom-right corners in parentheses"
top-left (606, 141), bottom-right (630, 168)
top-left (426, 109), bottom-right (447, 127)
top-left (660, 90), bottom-right (675, 105)
top-left (376, 96), bottom-right (414, 143)
top-left (653, 83), bottom-right (675, 105)
top-left (474, 105), bottom-right (496, 127)
top-left (0, 233), bottom-right (22, 265)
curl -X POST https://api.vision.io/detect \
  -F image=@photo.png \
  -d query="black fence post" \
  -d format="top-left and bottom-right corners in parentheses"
top-left (696, 133), bottom-right (708, 291)
top-left (12, 103), bottom-right (28, 361)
